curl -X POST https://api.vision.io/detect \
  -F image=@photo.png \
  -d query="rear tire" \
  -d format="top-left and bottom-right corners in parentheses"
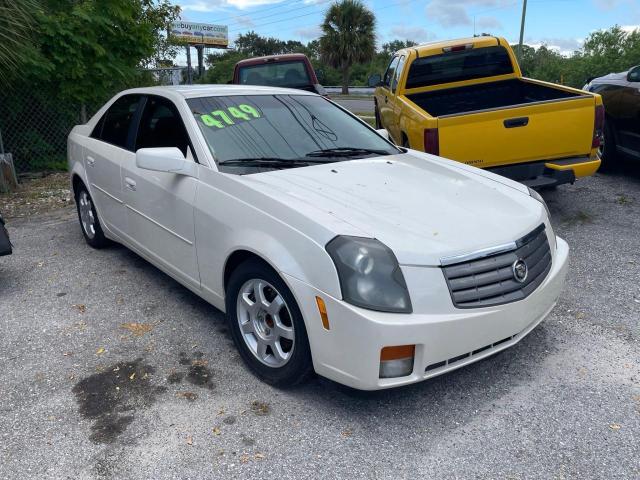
top-left (226, 259), bottom-right (314, 387)
top-left (75, 183), bottom-right (110, 249)
top-left (599, 121), bottom-right (619, 172)
top-left (374, 101), bottom-right (382, 130)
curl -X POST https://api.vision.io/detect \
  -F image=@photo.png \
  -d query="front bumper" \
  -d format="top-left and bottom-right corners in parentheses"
top-left (284, 237), bottom-right (569, 390)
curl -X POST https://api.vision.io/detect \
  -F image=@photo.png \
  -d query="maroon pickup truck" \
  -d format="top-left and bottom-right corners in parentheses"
top-left (232, 53), bottom-right (326, 95)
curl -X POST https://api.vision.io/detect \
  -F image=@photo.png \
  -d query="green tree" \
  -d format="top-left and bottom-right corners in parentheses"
top-left (0, 0), bottom-right (180, 172)
top-left (30, 0), bottom-right (180, 108)
top-left (319, 0), bottom-right (376, 94)
top-left (0, 0), bottom-right (39, 86)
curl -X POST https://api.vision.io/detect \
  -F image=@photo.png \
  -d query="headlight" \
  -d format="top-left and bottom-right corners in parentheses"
top-left (528, 186), bottom-right (551, 219)
top-left (326, 236), bottom-right (412, 313)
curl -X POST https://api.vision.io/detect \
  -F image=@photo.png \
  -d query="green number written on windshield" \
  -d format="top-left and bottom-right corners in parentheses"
top-left (200, 104), bottom-right (261, 129)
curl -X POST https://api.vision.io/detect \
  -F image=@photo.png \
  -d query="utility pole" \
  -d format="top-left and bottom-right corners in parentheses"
top-left (517, 0), bottom-right (528, 60)
top-left (186, 45), bottom-right (193, 85)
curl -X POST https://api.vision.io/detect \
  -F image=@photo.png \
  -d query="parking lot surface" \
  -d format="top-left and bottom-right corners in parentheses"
top-left (1, 169), bottom-right (639, 479)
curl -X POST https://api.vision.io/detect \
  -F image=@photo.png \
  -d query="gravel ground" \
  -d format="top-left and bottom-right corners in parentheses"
top-left (0, 168), bottom-right (639, 479)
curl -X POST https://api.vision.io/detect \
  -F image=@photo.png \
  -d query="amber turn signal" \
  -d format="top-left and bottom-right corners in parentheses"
top-left (380, 345), bottom-right (415, 379)
top-left (315, 296), bottom-right (330, 330)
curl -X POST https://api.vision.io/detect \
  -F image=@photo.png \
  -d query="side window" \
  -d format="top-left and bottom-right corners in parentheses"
top-left (392, 55), bottom-right (406, 93)
top-left (135, 96), bottom-right (191, 157)
top-left (383, 56), bottom-right (400, 88)
top-left (97, 95), bottom-right (141, 149)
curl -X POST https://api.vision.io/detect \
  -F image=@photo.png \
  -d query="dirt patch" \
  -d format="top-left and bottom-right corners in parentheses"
top-left (120, 322), bottom-right (154, 337)
top-left (72, 358), bottom-right (167, 444)
top-left (0, 172), bottom-right (72, 219)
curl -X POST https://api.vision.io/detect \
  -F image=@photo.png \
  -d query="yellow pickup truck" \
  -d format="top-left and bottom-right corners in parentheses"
top-left (372, 36), bottom-right (603, 187)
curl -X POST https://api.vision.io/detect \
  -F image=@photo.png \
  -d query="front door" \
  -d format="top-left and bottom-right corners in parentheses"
top-left (378, 55), bottom-right (400, 143)
top-left (121, 95), bottom-right (200, 289)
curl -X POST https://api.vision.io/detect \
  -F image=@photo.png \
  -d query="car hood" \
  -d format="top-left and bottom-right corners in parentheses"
top-left (242, 152), bottom-right (545, 266)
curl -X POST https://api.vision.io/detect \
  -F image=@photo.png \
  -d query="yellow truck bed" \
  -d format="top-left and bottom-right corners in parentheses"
top-left (374, 36), bottom-right (603, 187)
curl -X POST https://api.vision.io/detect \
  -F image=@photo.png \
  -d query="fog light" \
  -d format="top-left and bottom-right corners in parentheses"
top-left (379, 345), bottom-right (415, 378)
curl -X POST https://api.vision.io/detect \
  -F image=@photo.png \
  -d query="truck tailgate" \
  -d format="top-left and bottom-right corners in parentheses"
top-left (437, 97), bottom-right (595, 168)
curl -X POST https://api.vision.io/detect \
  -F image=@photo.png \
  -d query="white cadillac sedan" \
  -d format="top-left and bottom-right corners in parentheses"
top-left (67, 85), bottom-right (568, 390)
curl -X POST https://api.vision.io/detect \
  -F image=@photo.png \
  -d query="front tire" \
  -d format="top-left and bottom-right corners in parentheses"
top-left (226, 259), bottom-right (313, 387)
top-left (374, 101), bottom-right (382, 130)
top-left (75, 183), bottom-right (110, 249)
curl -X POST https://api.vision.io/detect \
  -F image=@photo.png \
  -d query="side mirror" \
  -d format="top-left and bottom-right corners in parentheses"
top-left (368, 73), bottom-right (382, 88)
top-left (376, 128), bottom-right (390, 141)
top-left (627, 65), bottom-right (640, 82)
top-left (136, 147), bottom-right (196, 177)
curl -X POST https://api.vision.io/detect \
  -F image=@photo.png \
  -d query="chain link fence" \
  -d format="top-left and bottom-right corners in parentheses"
top-left (0, 91), bottom-right (87, 175)
top-left (0, 69), bottom-right (185, 177)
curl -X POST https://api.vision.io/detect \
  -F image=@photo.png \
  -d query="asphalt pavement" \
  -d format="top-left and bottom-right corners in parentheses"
top-left (1, 169), bottom-right (639, 479)
top-left (330, 96), bottom-right (375, 115)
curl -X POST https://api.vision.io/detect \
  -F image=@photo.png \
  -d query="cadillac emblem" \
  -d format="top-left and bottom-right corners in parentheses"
top-left (512, 259), bottom-right (528, 283)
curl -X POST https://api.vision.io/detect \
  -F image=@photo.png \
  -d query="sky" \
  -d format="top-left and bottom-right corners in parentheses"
top-left (173, 0), bottom-right (640, 60)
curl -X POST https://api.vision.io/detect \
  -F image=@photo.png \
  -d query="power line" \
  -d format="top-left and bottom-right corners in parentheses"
top-left (207, 0), bottom-right (306, 24)
top-left (226, 0), bottom-right (332, 29)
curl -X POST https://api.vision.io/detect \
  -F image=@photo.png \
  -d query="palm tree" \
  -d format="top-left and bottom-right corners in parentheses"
top-left (0, 0), bottom-right (38, 86)
top-left (319, 0), bottom-right (375, 94)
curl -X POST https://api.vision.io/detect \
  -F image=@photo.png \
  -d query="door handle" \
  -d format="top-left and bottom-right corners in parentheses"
top-left (504, 117), bottom-right (529, 128)
top-left (86, 156), bottom-right (95, 167)
top-left (124, 177), bottom-right (136, 191)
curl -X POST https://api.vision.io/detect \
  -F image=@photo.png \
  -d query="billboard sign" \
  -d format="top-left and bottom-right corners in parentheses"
top-left (170, 21), bottom-right (228, 47)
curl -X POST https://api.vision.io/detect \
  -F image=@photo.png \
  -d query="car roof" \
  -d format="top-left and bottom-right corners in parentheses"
top-left (117, 84), bottom-right (317, 100)
top-left (235, 53), bottom-right (309, 67)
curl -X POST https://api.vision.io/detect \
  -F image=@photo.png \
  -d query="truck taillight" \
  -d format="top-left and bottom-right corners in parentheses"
top-left (592, 104), bottom-right (605, 149)
top-left (424, 128), bottom-right (439, 155)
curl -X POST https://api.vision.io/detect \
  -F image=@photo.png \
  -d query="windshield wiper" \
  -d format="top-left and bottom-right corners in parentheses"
top-left (218, 157), bottom-right (339, 169)
top-left (305, 147), bottom-right (393, 158)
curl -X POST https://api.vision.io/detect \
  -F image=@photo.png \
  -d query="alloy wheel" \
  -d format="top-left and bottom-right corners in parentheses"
top-left (236, 279), bottom-right (295, 368)
top-left (78, 191), bottom-right (96, 240)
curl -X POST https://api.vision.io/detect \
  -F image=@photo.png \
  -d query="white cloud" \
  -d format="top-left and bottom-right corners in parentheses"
top-left (294, 25), bottom-right (322, 39)
top-left (475, 16), bottom-right (502, 30)
top-left (389, 25), bottom-right (434, 43)
top-left (592, 0), bottom-right (626, 10)
top-left (233, 15), bottom-right (255, 27)
top-left (425, 0), bottom-right (512, 27)
top-left (621, 25), bottom-right (640, 33)
top-left (180, 0), bottom-right (283, 12)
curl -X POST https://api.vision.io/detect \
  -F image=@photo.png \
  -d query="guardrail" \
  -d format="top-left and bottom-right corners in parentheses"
top-left (324, 87), bottom-right (375, 95)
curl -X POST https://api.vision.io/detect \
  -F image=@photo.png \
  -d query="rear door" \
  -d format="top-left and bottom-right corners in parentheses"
top-left (84, 94), bottom-right (142, 237)
top-left (122, 95), bottom-right (200, 289)
top-left (437, 95), bottom-right (596, 168)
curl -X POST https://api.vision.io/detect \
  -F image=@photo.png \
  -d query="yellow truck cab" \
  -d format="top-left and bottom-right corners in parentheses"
top-left (373, 36), bottom-right (603, 187)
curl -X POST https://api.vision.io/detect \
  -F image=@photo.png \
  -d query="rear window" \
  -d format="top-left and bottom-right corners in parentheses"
top-left (239, 61), bottom-right (311, 88)
top-left (406, 46), bottom-right (514, 89)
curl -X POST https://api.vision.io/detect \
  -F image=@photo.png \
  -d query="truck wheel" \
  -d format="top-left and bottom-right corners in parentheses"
top-left (599, 122), bottom-right (619, 171)
top-left (226, 259), bottom-right (314, 387)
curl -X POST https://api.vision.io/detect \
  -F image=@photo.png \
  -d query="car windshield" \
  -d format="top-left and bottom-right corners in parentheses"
top-left (188, 94), bottom-right (400, 173)
top-left (239, 61), bottom-right (312, 88)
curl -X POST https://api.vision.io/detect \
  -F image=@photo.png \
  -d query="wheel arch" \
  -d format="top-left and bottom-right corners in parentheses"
top-left (223, 249), bottom-right (278, 295)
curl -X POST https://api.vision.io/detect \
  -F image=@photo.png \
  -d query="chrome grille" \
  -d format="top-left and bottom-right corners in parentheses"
top-left (442, 224), bottom-right (552, 308)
